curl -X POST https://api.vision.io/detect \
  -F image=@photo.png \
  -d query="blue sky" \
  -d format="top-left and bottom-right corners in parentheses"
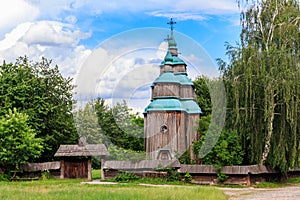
top-left (0, 0), bottom-right (242, 113)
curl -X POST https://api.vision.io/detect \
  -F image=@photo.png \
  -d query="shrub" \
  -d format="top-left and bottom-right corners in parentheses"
top-left (114, 172), bottom-right (139, 182)
top-left (184, 172), bottom-right (193, 183)
top-left (157, 168), bottom-right (180, 182)
top-left (41, 170), bottom-right (50, 180)
top-left (0, 173), bottom-right (10, 182)
top-left (217, 173), bottom-right (229, 183)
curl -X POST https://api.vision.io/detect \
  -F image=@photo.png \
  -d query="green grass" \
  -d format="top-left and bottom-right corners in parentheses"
top-left (0, 179), bottom-right (228, 200)
top-left (253, 181), bottom-right (286, 188)
top-left (253, 177), bottom-right (300, 188)
top-left (92, 169), bottom-right (101, 180)
top-left (287, 177), bottom-right (300, 184)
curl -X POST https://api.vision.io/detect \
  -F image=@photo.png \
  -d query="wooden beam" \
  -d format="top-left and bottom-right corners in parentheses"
top-left (88, 157), bottom-right (92, 181)
top-left (101, 158), bottom-right (105, 180)
top-left (60, 159), bottom-right (64, 179)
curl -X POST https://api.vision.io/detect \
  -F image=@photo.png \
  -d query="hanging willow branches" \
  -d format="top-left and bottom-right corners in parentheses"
top-left (221, 0), bottom-right (300, 173)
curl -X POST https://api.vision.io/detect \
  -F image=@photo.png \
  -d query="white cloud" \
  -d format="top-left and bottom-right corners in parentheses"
top-left (21, 21), bottom-right (90, 47)
top-left (0, 21), bottom-right (91, 77)
top-left (0, 0), bottom-right (39, 39)
top-left (147, 11), bottom-right (206, 21)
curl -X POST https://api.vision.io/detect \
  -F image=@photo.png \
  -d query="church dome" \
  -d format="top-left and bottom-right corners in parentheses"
top-left (164, 51), bottom-right (173, 62)
top-left (168, 34), bottom-right (177, 47)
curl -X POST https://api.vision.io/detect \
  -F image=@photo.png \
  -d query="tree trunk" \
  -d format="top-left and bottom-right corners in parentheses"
top-left (260, 90), bottom-right (275, 165)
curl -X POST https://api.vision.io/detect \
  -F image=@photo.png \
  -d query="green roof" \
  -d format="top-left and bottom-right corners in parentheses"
top-left (168, 33), bottom-right (177, 47)
top-left (144, 98), bottom-right (202, 114)
top-left (152, 72), bottom-right (193, 86)
top-left (181, 100), bottom-right (202, 114)
top-left (144, 98), bottom-right (184, 112)
top-left (176, 74), bottom-right (194, 85)
top-left (161, 55), bottom-right (186, 65)
top-left (164, 51), bottom-right (173, 62)
top-left (161, 50), bottom-right (186, 65)
top-left (153, 71), bottom-right (180, 84)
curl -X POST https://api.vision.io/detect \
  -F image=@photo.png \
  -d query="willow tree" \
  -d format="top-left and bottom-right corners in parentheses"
top-left (221, 0), bottom-right (300, 173)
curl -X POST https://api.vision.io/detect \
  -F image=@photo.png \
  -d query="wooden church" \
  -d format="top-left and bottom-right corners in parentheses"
top-left (144, 19), bottom-right (202, 160)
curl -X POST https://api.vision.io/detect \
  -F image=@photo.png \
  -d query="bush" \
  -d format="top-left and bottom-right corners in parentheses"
top-left (41, 170), bottom-right (50, 180)
top-left (184, 172), bottom-right (193, 183)
top-left (113, 172), bottom-right (139, 182)
top-left (157, 168), bottom-right (180, 182)
top-left (217, 173), bottom-right (229, 183)
top-left (0, 173), bottom-right (10, 182)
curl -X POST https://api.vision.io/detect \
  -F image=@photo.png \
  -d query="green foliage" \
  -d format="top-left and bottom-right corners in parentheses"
top-left (107, 146), bottom-right (146, 161)
top-left (113, 172), bottom-right (140, 182)
top-left (193, 116), bottom-right (244, 166)
top-left (221, 0), bottom-right (300, 173)
top-left (157, 168), bottom-right (181, 182)
top-left (74, 102), bottom-right (103, 145)
top-left (193, 76), bottom-right (212, 116)
top-left (178, 150), bottom-right (193, 164)
top-left (0, 56), bottom-right (77, 162)
top-left (184, 172), bottom-right (193, 183)
top-left (0, 109), bottom-right (43, 171)
top-left (94, 98), bottom-right (144, 152)
top-left (217, 173), bottom-right (229, 183)
top-left (41, 170), bottom-right (50, 180)
top-left (0, 173), bottom-right (10, 182)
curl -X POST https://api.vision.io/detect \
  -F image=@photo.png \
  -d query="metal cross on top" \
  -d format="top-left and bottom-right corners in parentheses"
top-left (167, 18), bottom-right (176, 31)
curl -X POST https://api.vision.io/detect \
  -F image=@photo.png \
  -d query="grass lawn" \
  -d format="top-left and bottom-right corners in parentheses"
top-left (0, 179), bottom-right (228, 200)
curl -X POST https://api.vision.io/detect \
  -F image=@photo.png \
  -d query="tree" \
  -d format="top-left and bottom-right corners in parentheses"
top-left (74, 101), bottom-right (103, 144)
top-left (0, 56), bottom-right (77, 161)
top-left (193, 76), bottom-right (212, 116)
top-left (193, 115), bottom-right (244, 166)
top-left (0, 109), bottom-right (43, 172)
top-left (220, 0), bottom-right (300, 173)
top-left (94, 98), bottom-right (144, 152)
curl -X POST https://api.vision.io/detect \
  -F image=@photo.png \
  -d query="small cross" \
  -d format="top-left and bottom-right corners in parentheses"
top-left (167, 18), bottom-right (176, 31)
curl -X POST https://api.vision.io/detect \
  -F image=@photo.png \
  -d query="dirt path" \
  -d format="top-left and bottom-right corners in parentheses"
top-left (221, 185), bottom-right (300, 200)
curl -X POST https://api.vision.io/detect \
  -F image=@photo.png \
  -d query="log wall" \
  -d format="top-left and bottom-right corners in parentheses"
top-left (160, 65), bottom-right (173, 74)
top-left (173, 65), bottom-right (186, 73)
top-left (152, 83), bottom-right (179, 98)
top-left (61, 157), bottom-right (90, 179)
top-left (145, 111), bottom-right (184, 159)
top-left (180, 86), bottom-right (194, 99)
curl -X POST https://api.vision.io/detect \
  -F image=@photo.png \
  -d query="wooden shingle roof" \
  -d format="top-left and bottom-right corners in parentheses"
top-left (103, 159), bottom-right (181, 171)
top-left (178, 164), bottom-right (278, 175)
top-left (20, 161), bottom-right (60, 172)
top-left (54, 144), bottom-right (109, 157)
top-left (178, 164), bottom-right (218, 174)
top-left (221, 165), bottom-right (278, 175)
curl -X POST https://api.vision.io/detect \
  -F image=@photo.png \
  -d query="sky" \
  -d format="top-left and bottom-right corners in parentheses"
top-left (0, 0), bottom-right (242, 114)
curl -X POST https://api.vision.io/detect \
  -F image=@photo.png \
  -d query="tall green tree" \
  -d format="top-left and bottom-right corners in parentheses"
top-left (94, 98), bottom-right (144, 152)
top-left (193, 76), bottom-right (212, 117)
top-left (74, 101), bottom-right (103, 144)
top-left (0, 109), bottom-right (43, 172)
top-left (221, 0), bottom-right (300, 172)
top-left (0, 56), bottom-right (77, 161)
